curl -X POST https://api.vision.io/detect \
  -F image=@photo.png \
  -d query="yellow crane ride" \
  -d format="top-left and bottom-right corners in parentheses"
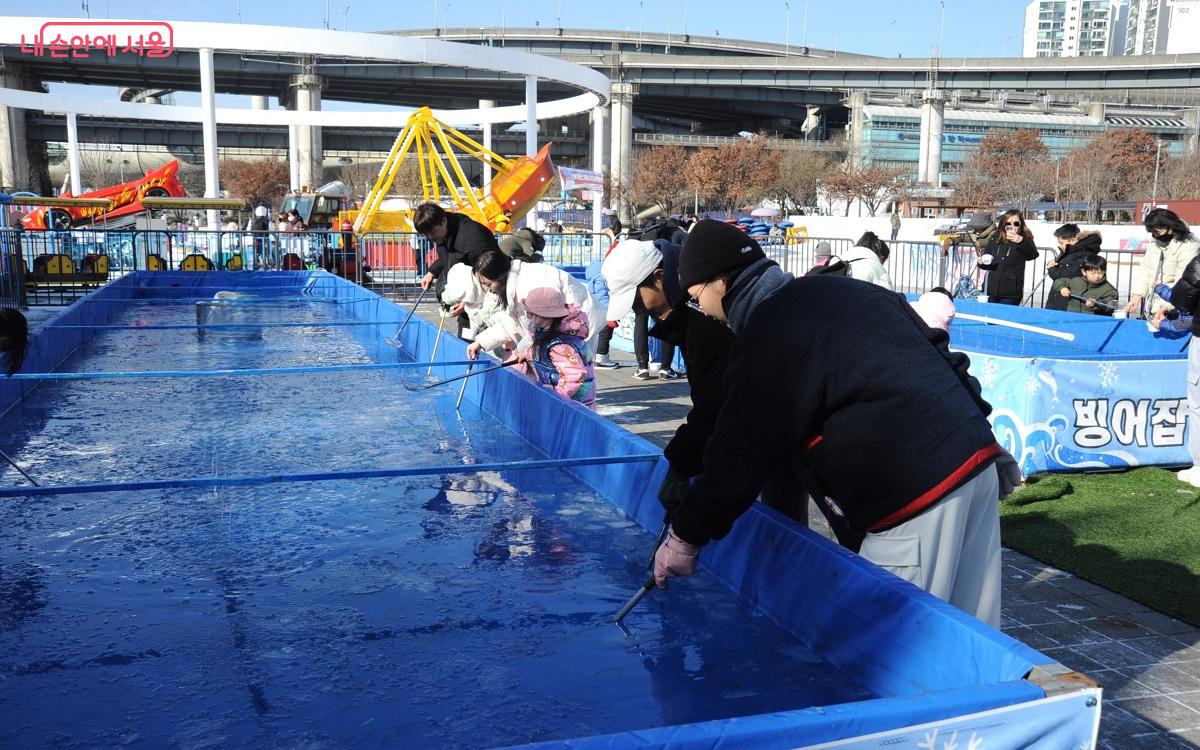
top-left (344, 107), bottom-right (555, 234)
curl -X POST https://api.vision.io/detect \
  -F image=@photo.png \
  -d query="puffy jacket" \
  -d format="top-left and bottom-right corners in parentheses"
top-left (472, 260), bottom-right (605, 353)
top-left (1134, 235), bottom-right (1200, 315)
top-left (1045, 233), bottom-right (1103, 310)
top-left (671, 274), bottom-right (1000, 546)
top-left (1050, 276), bottom-right (1119, 315)
top-left (842, 246), bottom-right (894, 291)
top-left (1169, 253), bottom-right (1200, 337)
top-left (980, 235), bottom-right (1040, 301)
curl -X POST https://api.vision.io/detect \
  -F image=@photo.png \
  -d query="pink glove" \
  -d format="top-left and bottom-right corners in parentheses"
top-left (653, 528), bottom-right (699, 588)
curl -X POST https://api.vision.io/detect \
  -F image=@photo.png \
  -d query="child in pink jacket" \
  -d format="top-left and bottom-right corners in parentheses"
top-left (521, 287), bottom-right (596, 409)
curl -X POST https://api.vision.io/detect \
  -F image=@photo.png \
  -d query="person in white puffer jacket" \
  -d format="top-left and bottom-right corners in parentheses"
top-left (842, 231), bottom-right (894, 291)
top-left (466, 251), bottom-right (605, 358)
top-left (441, 262), bottom-right (505, 339)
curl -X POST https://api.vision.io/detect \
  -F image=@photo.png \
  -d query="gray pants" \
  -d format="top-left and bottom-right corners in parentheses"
top-left (858, 465), bottom-right (1002, 627)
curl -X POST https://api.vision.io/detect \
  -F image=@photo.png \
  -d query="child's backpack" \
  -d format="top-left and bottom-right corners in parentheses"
top-left (805, 256), bottom-right (855, 276)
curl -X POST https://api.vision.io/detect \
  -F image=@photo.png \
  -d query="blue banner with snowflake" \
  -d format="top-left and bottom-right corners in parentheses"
top-left (968, 351), bottom-right (1189, 475)
top-left (801, 688), bottom-right (1101, 750)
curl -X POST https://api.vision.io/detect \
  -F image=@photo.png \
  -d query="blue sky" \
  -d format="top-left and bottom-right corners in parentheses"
top-left (31, 0), bottom-right (1032, 59)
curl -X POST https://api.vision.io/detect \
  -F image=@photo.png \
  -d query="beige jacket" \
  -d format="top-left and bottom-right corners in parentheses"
top-left (1134, 236), bottom-right (1200, 313)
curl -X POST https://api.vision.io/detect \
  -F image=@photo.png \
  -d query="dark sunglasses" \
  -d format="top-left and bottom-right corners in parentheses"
top-left (1003, 221), bottom-right (1022, 227)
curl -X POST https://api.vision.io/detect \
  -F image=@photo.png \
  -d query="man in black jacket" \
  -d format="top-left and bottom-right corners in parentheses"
top-left (1044, 225), bottom-right (1104, 311)
top-left (653, 220), bottom-right (1020, 625)
top-left (1166, 256), bottom-right (1200, 486)
top-left (413, 203), bottom-right (502, 334)
top-left (601, 238), bottom-right (811, 526)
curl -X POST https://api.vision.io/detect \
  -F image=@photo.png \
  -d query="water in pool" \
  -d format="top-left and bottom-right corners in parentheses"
top-left (0, 297), bottom-right (874, 748)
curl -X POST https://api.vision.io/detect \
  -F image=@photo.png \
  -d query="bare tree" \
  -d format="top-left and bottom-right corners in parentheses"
top-left (955, 130), bottom-right (1052, 214)
top-left (75, 148), bottom-right (123, 193)
top-left (768, 149), bottom-right (833, 213)
top-left (1061, 128), bottom-right (1159, 221)
top-left (339, 160), bottom-right (384, 203)
top-left (1161, 151), bottom-right (1200, 200)
top-left (631, 145), bottom-right (691, 215)
top-left (220, 158), bottom-right (291, 208)
top-left (848, 164), bottom-right (904, 216)
top-left (949, 161), bottom-right (993, 209)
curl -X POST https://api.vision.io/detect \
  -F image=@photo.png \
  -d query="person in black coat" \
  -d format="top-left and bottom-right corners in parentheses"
top-left (651, 220), bottom-right (1022, 626)
top-left (1044, 224), bottom-right (1103, 311)
top-left (977, 210), bottom-right (1040, 305)
top-left (413, 203), bottom-right (501, 333)
top-left (600, 238), bottom-right (811, 527)
top-left (1164, 254), bottom-right (1200, 486)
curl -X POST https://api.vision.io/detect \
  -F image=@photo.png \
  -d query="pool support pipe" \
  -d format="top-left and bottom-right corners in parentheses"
top-left (385, 285), bottom-right (430, 349)
top-left (955, 312), bottom-right (1077, 342)
top-left (0, 448), bottom-right (38, 487)
top-left (9, 361), bottom-right (481, 381)
top-left (0, 453), bottom-right (660, 499)
top-left (403, 358), bottom-right (522, 391)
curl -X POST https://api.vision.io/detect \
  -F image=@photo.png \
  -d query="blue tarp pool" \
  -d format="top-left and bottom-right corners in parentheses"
top-left (0, 273), bottom-right (1101, 748)
top-left (946, 300), bottom-right (1190, 475)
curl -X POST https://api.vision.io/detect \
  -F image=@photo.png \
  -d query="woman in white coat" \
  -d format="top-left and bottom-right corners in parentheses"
top-left (1126, 208), bottom-right (1200, 321)
top-left (842, 231), bottom-right (894, 291)
top-left (467, 250), bottom-right (605, 358)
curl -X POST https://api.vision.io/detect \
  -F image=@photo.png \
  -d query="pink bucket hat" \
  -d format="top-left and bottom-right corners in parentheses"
top-left (523, 287), bottom-right (569, 318)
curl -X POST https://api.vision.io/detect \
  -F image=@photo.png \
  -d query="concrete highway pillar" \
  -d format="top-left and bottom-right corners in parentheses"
top-left (0, 69), bottom-right (32, 193)
top-left (288, 71), bottom-right (325, 189)
top-left (1185, 108), bottom-right (1199, 156)
top-left (250, 95), bottom-right (269, 110)
top-left (609, 82), bottom-right (636, 223)
top-left (919, 89), bottom-right (945, 186)
top-left (846, 90), bottom-right (867, 169)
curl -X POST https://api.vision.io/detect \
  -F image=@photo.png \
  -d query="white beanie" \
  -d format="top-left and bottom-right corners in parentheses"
top-left (442, 263), bottom-right (483, 306)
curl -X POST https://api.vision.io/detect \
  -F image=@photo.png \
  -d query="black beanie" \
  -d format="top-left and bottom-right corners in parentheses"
top-left (678, 219), bottom-right (766, 289)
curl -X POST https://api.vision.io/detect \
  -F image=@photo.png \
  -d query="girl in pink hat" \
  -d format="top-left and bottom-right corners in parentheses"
top-left (520, 287), bottom-right (596, 409)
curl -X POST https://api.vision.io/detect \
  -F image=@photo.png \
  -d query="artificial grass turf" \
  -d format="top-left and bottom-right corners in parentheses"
top-left (1000, 467), bottom-right (1200, 627)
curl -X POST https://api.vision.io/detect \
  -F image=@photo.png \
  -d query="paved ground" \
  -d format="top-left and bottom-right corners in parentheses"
top-left (21, 298), bottom-right (1200, 748)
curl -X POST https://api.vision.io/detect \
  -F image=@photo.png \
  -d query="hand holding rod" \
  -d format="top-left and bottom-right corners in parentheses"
top-left (613, 520), bottom-right (670, 624)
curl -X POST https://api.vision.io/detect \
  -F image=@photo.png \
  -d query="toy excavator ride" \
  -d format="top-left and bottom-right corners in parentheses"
top-left (345, 107), bottom-right (554, 234)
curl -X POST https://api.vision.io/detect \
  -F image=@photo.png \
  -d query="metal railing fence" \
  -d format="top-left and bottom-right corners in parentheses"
top-left (4, 226), bottom-right (1150, 312)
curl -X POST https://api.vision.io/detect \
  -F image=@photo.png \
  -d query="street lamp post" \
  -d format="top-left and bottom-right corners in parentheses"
top-left (937, 0), bottom-right (945, 58)
top-left (887, 19), bottom-right (896, 58)
top-left (785, 2), bottom-right (790, 57)
top-left (1152, 139), bottom-right (1164, 203)
top-left (803, 0), bottom-right (808, 48)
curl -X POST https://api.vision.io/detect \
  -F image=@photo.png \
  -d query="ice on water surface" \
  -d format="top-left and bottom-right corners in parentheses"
top-left (0, 300), bottom-right (872, 748)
